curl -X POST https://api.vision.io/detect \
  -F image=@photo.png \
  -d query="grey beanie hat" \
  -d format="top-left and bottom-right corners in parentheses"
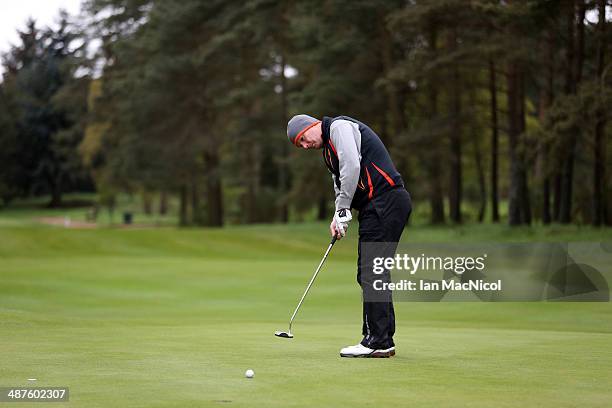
top-left (287, 114), bottom-right (320, 146)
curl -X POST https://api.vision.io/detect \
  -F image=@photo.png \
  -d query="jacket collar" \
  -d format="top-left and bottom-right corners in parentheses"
top-left (321, 116), bottom-right (332, 145)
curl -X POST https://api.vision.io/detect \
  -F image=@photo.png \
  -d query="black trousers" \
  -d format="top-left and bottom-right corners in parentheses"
top-left (357, 188), bottom-right (411, 349)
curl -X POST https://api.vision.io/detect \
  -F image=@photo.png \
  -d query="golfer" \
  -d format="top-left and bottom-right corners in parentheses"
top-left (287, 114), bottom-right (412, 358)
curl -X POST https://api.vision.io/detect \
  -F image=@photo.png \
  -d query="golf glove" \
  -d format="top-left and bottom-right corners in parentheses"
top-left (333, 208), bottom-right (352, 237)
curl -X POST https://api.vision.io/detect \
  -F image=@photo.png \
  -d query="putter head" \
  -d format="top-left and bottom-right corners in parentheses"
top-left (274, 330), bottom-right (293, 339)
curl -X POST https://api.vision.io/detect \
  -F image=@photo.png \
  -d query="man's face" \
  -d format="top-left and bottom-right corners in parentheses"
top-left (297, 123), bottom-right (323, 150)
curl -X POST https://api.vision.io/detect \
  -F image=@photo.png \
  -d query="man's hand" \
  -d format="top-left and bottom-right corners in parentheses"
top-left (330, 219), bottom-right (339, 239)
top-left (332, 208), bottom-right (352, 239)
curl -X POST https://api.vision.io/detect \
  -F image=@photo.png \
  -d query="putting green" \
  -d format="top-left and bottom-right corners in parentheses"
top-left (1, 223), bottom-right (611, 407)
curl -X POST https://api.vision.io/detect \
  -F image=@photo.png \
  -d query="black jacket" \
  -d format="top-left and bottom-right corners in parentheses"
top-left (321, 115), bottom-right (404, 211)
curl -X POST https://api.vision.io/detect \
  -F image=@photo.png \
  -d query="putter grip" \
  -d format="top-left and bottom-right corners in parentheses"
top-left (330, 235), bottom-right (337, 245)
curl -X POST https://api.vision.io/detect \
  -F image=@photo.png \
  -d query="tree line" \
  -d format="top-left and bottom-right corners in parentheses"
top-left (0, 0), bottom-right (610, 227)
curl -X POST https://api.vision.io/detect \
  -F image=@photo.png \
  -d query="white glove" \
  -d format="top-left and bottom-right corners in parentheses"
top-left (333, 208), bottom-right (352, 237)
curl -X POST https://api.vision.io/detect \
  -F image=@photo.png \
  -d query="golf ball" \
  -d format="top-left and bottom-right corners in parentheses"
top-left (245, 369), bottom-right (254, 378)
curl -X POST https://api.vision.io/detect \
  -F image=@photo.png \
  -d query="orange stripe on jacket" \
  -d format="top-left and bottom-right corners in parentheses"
top-left (365, 167), bottom-right (373, 199)
top-left (327, 150), bottom-right (334, 170)
top-left (328, 139), bottom-right (337, 156)
top-left (371, 162), bottom-right (396, 187)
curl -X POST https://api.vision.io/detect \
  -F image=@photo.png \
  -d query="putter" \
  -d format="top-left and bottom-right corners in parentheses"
top-left (275, 235), bottom-right (338, 339)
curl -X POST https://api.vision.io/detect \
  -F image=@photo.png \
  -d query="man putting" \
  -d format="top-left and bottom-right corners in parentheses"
top-left (287, 114), bottom-right (412, 358)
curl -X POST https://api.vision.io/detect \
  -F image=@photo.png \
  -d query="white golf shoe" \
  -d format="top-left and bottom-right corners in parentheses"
top-left (339, 343), bottom-right (395, 358)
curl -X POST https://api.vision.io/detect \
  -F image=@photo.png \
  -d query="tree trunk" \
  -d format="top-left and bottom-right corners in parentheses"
top-left (559, 0), bottom-right (585, 224)
top-left (243, 141), bottom-right (258, 224)
top-left (507, 62), bottom-right (525, 226)
top-left (448, 28), bottom-right (462, 224)
top-left (542, 171), bottom-right (551, 224)
top-left (473, 131), bottom-right (487, 223)
top-left (540, 29), bottom-right (554, 225)
top-left (430, 170), bottom-right (445, 224)
top-left (278, 51), bottom-right (290, 223)
top-left (204, 149), bottom-right (223, 227)
top-left (142, 190), bottom-right (152, 215)
top-left (159, 191), bottom-right (168, 215)
top-left (488, 60), bottom-right (500, 223)
top-left (179, 185), bottom-right (188, 226)
top-left (191, 181), bottom-right (205, 225)
top-left (593, 116), bottom-right (606, 225)
top-left (553, 174), bottom-right (562, 221)
top-left (518, 70), bottom-right (531, 224)
top-left (47, 172), bottom-right (62, 208)
top-left (428, 24), bottom-right (445, 224)
top-left (555, 0), bottom-right (575, 223)
top-left (593, 0), bottom-right (607, 226)
top-left (48, 184), bottom-right (62, 208)
top-left (559, 150), bottom-right (575, 223)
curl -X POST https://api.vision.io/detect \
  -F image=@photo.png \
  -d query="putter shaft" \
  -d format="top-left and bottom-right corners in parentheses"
top-left (287, 236), bottom-right (337, 334)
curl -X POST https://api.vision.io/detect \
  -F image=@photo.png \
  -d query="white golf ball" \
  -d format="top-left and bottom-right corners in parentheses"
top-left (245, 369), bottom-right (254, 378)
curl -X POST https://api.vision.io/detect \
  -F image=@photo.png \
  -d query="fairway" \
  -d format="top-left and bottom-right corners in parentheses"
top-left (1, 222), bottom-right (611, 407)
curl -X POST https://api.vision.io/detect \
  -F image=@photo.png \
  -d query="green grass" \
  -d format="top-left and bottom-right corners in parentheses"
top-left (1, 209), bottom-right (611, 407)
